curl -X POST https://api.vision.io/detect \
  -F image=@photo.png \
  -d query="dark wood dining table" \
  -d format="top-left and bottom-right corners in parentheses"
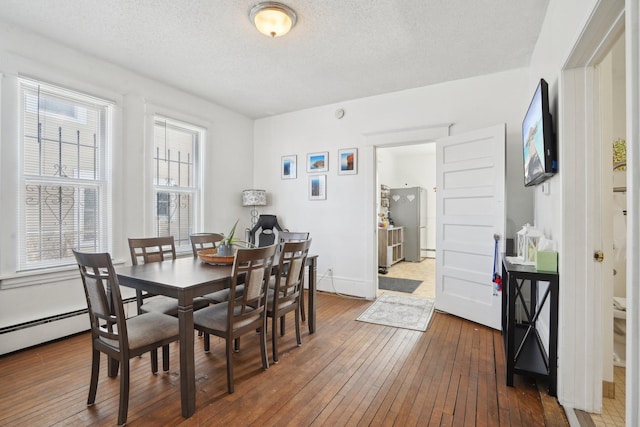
top-left (116, 253), bottom-right (318, 418)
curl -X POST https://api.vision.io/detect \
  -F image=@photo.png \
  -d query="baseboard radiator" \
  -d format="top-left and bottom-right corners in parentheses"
top-left (0, 298), bottom-right (138, 356)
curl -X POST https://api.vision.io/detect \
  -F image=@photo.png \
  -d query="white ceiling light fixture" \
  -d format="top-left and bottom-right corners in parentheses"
top-left (249, 2), bottom-right (297, 38)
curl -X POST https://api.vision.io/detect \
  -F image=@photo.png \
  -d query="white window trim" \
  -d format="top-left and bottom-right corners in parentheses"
top-left (145, 108), bottom-right (206, 254)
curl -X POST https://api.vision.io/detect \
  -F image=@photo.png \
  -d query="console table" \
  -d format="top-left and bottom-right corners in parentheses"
top-left (501, 256), bottom-right (559, 396)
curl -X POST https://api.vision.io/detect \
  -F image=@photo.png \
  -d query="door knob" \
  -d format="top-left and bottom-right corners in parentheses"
top-left (594, 251), bottom-right (604, 262)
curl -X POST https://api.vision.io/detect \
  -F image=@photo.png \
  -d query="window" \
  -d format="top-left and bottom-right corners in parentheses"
top-left (19, 78), bottom-right (112, 270)
top-left (153, 117), bottom-right (202, 250)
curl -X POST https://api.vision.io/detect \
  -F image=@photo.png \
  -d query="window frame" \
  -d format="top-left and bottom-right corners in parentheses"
top-left (17, 77), bottom-right (113, 272)
top-left (150, 115), bottom-right (204, 254)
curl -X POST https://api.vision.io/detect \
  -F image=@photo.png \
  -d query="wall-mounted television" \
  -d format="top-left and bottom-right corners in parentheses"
top-left (522, 78), bottom-right (557, 186)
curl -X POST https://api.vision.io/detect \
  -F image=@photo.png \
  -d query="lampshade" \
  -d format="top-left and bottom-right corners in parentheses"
top-left (249, 2), bottom-right (297, 38)
top-left (242, 189), bottom-right (267, 206)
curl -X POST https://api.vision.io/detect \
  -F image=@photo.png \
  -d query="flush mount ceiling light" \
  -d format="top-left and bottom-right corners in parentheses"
top-left (249, 2), bottom-right (297, 38)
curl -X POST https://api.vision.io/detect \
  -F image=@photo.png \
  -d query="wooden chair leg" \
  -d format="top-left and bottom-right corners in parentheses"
top-left (280, 315), bottom-right (286, 336)
top-left (87, 348), bottom-right (100, 405)
top-left (226, 338), bottom-right (234, 394)
top-left (117, 360), bottom-right (130, 426)
top-left (150, 348), bottom-right (158, 374)
top-left (260, 325), bottom-right (269, 371)
top-left (162, 345), bottom-right (170, 372)
top-left (272, 314), bottom-right (279, 363)
top-left (300, 290), bottom-right (306, 321)
top-left (204, 332), bottom-right (210, 353)
top-left (295, 306), bottom-right (302, 347)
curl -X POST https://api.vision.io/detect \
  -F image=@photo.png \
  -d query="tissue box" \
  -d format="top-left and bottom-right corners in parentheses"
top-left (536, 250), bottom-right (558, 272)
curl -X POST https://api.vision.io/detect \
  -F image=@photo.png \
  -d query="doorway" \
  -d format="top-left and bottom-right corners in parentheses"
top-left (376, 143), bottom-right (436, 299)
top-left (593, 31), bottom-right (627, 426)
top-left (558, 0), bottom-right (636, 421)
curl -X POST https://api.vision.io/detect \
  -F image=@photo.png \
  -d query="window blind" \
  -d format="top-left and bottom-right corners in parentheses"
top-left (19, 78), bottom-right (112, 270)
top-left (153, 117), bottom-right (201, 250)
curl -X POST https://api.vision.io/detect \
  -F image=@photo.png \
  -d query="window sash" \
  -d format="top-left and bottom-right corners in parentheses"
top-left (153, 117), bottom-right (202, 251)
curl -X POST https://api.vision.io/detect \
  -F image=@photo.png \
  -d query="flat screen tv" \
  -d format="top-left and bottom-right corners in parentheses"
top-left (522, 78), bottom-right (557, 186)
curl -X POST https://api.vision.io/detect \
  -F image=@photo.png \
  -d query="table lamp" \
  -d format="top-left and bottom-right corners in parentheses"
top-left (242, 189), bottom-right (267, 226)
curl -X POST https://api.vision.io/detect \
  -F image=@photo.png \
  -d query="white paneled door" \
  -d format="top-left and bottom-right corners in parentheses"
top-left (435, 124), bottom-right (505, 330)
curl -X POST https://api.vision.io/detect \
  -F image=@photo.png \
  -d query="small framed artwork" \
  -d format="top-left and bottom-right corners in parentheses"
top-left (281, 155), bottom-right (297, 179)
top-left (338, 148), bottom-right (358, 175)
top-left (307, 151), bottom-right (328, 173)
top-left (308, 175), bottom-right (326, 200)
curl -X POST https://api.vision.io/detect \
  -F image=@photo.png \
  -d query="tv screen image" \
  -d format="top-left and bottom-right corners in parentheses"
top-left (523, 84), bottom-right (545, 184)
top-left (522, 78), bottom-right (557, 186)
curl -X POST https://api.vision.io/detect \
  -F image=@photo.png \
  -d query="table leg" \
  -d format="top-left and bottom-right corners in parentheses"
top-left (307, 257), bottom-right (317, 334)
top-left (549, 279), bottom-right (559, 396)
top-left (178, 297), bottom-right (196, 418)
top-left (506, 273), bottom-right (516, 387)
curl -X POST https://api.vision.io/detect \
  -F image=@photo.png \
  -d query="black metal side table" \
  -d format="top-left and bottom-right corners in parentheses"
top-left (501, 256), bottom-right (559, 396)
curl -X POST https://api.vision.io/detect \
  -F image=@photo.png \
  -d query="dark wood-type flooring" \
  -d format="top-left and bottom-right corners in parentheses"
top-left (0, 292), bottom-right (568, 426)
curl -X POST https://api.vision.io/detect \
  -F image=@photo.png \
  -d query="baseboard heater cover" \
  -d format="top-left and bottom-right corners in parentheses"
top-left (0, 297), bottom-right (138, 355)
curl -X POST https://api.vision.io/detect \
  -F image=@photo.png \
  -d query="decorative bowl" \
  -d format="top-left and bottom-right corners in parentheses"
top-left (197, 248), bottom-right (235, 265)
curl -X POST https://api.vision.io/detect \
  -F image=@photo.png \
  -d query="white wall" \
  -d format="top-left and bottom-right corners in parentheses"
top-left (0, 21), bottom-right (254, 354)
top-left (254, 68), bottom-right (534, 299)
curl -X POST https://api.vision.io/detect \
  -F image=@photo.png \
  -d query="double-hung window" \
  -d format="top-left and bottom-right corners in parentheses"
top-left (19, 78), bottom-right (112, 270)
top-left (153, 117), bottom-right (202, 251)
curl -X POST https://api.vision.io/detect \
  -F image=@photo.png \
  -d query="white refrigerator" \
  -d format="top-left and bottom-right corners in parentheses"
top-left (389, 187), bottom-right (427, 262)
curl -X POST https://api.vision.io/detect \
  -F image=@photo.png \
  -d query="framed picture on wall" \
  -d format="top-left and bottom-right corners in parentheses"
top-left (338, 148), bottom-right (358, 175)
top-left (281, 155), bottom-right (297, 179)
top-left (308, 175), bottom-right (326, 200)
top-left (307, 151), bottom-right (328, 173)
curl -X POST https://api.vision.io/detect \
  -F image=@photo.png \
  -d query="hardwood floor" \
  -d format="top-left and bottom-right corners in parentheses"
top-left (0, 292), bottom-right (567, 426)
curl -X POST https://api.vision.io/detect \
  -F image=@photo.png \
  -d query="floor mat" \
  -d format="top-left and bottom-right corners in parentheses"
top-left (378, 276), bottom-right (423, 293)
top-left (356, 293), bottom-right (435, 331)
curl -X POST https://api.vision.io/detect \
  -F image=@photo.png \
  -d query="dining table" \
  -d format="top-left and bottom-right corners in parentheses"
top-left (116, 253), bottom-right (318, 418)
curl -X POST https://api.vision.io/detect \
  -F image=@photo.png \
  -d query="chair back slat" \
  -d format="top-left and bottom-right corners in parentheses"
top-left (228, 245), bottom-right (277, 328)
top-left (274, 239), bottom-right (311, 307)
top-left (128, 236), bottom-right (176, 265)
top-left (279, 231), bottom-right (309, 242)
top-left (190, 233), bottom-right (224, 256)
top-left (73, 250), bottom-right (127, 347)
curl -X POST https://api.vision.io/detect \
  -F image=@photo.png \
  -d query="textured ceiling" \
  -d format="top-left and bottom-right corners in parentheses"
top-left (0, 0), bottom-right (549, 119)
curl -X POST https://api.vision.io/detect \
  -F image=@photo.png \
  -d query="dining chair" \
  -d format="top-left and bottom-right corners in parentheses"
top-left (190, 233), bottom-right (244, 304)
top-left (190, 232), bottom-right (224, 256)
top-left (267, 239), bottom-right (311, 363)
top-left (128, 236), bottom-right (210, 368)
top-left (278, 231), bottom-right (310, 244)
top-left (72, 250), bottom-right (179, 427)
top-left (193, 244), bottom-right (277, 393)
top-left (278, 231), bottom-right (310, 321)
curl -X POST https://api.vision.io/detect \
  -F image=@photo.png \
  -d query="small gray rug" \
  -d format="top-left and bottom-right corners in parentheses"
top-left (356, 293), bottom-right (435, 331)
top-left (378, 276), bottom-right (423, 293)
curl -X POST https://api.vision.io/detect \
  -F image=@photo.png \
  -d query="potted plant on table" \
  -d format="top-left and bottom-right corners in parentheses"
top-left (217, 220), bottom-right (254, 256)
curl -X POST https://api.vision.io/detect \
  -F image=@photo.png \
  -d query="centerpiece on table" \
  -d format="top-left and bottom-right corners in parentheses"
top-left (216, 220), bottom-right (239, 256)
top-left (216, 220), bottom-right (255, 256)
top-left (198, 220), bottom-right (256, 265)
